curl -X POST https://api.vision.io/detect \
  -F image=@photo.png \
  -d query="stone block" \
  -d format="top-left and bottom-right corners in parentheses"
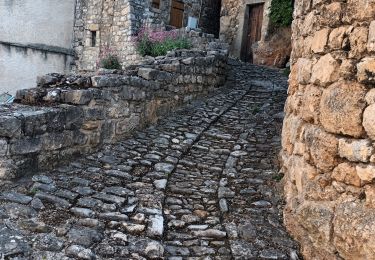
top-left (338, 138), bottom-right (373, 163)
top-left (332, 163), bottom-right (361, 187)
top-left (0, 139), bottom-right (8, 156)
top-left (63, 105), bottom-right (84, 130)
top-left (366, 89), bottom-right (375, 105)
top-left (138, 68), bottom-right (159, 80)
top-left (87, 24), bottom-right (99, 31)
top-left (121, 86), bottom-right (146, 101)
top-left (311, 54), bottom-right (340, 87)
top-left (328, 27), bottom-right (347, 50)
top-left (22, 110), bottom-right (48, 136)
top-left (321, 2), bottom-right (343, 27)
top-left (339, 59), bottom-right (356, 79)
top-left (0, 116), bottom-right (22, 138)
top-left (42, 132), bottom-right (74, 151)
top-left (311, 29), bottom-right (329, 54)
top-left (10, 137), bottom-right (42, 155)
top-left (300, 85), bottom-right (321, 124)
top-left (304, 125), bottom-right (338, 172)
top-left (356, 164), bottom-right (375, 182)
top-left (297, 202), bottom-right (335, 249)
top-left (357, 58), bottom-right (375, 84)
top-left (344, 0), bottom-right (375, 23)
top-left (62, 90), bottom-right (93, 105)
top-left (362, 104), bottom-right (375, 140)
top-left (365, 185), bottom-right (375, 208)
top-left (348, 27), bottom-right (368, 58)
top-left (296, 58), bottom-right (313, 84)
top-left (0, 158), bottom-right (16, 180)
top-left (282, 115), bottom-right (305, 156)
top-left (366, 21), bottom-right (375, 53)
top-left (334, 202), bottom-right (375, 259)
top-left (320, 81), bottom-right (366, 137)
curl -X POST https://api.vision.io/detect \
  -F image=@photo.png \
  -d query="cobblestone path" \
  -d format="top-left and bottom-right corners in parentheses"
top-left (0, 61), bottom-right (300, 259)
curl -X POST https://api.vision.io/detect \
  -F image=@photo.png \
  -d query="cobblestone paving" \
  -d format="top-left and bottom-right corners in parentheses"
top-left (0, 61), bottom-right (300, 259)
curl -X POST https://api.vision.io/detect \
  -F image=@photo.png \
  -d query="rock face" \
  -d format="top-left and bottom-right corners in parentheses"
top-left (282, 0), bottom-right (375, 259)
top-left (252, 27), bottom-right (292, 68)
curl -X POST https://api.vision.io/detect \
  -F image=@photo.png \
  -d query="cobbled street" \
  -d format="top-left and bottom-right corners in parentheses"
top-left (0, 61), bottom-right (300, 259)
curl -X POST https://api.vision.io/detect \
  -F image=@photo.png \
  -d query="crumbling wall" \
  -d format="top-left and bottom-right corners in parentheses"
top-left (0, 47), bottom-right (228, 180)
top-left (281, 0), bottom-right (375, 259)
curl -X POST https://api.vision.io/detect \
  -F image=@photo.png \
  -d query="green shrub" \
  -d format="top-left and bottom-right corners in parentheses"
top-left (99, 54), bottom-right (122, 70)
top-left (269, 0), bottom-right (294, 28)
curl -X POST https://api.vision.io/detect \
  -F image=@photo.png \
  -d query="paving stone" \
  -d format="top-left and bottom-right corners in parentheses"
top-left (148, 215), bottom-right (164, 237)
top-left (0, 192), bottom-right (33, 204)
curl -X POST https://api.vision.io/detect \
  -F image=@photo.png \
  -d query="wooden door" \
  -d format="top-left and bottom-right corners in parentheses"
top-left (170, 0), bottom-right (184, 28)
top-left (242, 4), bottom-right (264, 62)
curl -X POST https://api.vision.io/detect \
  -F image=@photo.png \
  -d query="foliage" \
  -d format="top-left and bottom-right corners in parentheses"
top-left (269, 0), bottom-right (294, 28)
top-left (282, 67), bottom-right (291, 77)
top-left (134, 27), bottom-right (192, 57)
top-left (98, 48), bottom-right (122, 70)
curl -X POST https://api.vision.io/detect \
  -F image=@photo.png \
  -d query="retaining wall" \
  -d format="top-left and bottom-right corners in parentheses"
top-left (0, 47), bottom-right (227, 180)
top-left (282, 0), bottom-right (375, 259)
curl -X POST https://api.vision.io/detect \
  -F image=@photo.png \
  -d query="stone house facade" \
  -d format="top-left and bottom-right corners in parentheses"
top-left (220, 0), bottom-right (292, 67)
top-left (73, 0), bottom-right (222, 72)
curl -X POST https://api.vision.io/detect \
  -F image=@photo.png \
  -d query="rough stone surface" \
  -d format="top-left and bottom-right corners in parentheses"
top-left (282, 0), bottom-right (375, 259)
top-left (1, 48), bottom-right (227, 180)
top-left (0, 61), bottom-right (299, 259)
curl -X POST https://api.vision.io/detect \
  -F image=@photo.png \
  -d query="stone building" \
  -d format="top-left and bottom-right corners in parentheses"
top-left (0, 0), bottom-right (76, 95)
top-left (73, 0), bottom-right (222, 71)
top-left (282, 0), bottom-right (375, 259)
top-left (220, 0), bottom-right (291, 67)
top-left (0, 0), bottom-right (222, 94)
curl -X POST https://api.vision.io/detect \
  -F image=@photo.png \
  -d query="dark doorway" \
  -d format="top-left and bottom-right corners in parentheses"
top-left (199, 0), bottom-right (222, 37)
top-left (170, 0), bottom-right (184, 28)
top-left (241, 3), bottom-right (264, 63)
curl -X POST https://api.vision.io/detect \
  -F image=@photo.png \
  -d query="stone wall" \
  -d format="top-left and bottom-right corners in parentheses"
top-left (281, 0), bottom-right (375, 259)
top-left (220, 0), bottom-right (291, 67)
top-left (0, 47), bottom-right (228, 180)
top-left (73, 0), bottom-right (216, 72)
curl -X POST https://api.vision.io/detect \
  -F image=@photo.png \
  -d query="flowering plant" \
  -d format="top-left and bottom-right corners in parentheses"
top-left (134, 26), bottom-right (191, 57)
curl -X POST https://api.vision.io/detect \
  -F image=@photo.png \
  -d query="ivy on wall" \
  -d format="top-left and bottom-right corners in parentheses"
top-left (269, 0), bottom-right (294, 28)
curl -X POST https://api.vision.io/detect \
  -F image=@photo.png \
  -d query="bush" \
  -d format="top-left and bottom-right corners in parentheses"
top-left (134, 27), bottom-right (192, 57)
top-left (269, 0), bottom-right (294, 28)
top-left (97, 48), bottom-right (122, 70)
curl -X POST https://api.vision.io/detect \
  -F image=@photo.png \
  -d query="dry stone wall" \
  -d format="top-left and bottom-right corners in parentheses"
top-left (0, 48), bottom-right (227, 181)
top-left (282, 0), bottom-right (375, 259)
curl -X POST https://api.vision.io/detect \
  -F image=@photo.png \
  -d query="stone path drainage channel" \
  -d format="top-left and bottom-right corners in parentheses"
top-left (0, 60), bottom-right (300, 259)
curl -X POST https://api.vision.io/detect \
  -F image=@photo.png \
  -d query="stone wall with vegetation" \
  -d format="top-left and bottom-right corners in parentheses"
top-left (73, 0), bottom-right (217, 72)
top-left (282, 0), bottom-right (375, 259)
top-left (0, 47), bottom-right (228, 180)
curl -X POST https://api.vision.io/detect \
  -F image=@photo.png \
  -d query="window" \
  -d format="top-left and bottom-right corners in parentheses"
top-left (152, 0), bottom-right (161, 9)
top-left (91, 31), bottom-right (97, 47)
